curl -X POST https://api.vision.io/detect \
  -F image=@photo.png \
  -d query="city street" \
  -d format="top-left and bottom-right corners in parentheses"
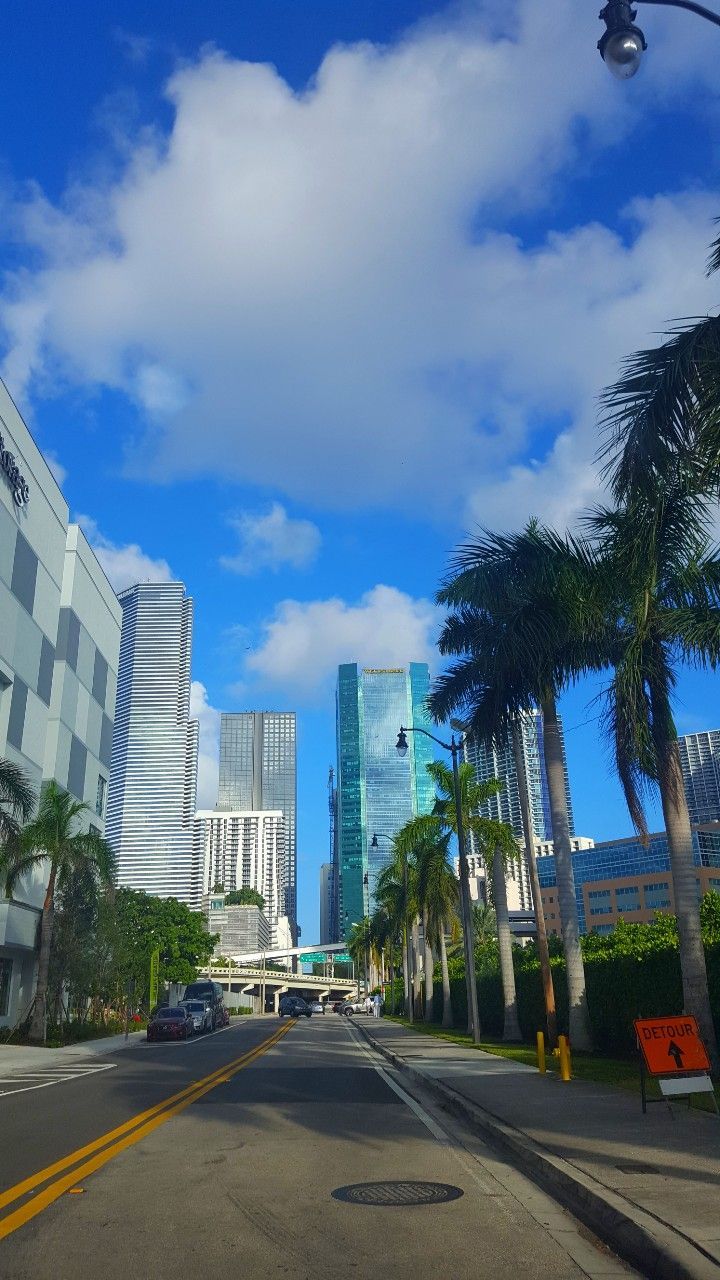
top-left (0, 1016), bottom-right (636, 1280)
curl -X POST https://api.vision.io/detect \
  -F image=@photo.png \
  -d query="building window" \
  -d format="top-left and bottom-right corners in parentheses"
top-left (96, 774), bottom-right (107, 818)
top-left (0, 957), bottom-right (12, 1018)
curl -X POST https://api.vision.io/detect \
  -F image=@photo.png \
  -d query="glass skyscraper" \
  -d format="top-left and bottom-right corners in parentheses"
top-left (217, 711), bottom-right (297, 931)
top-left (336, 664), bottom-right (435, 938)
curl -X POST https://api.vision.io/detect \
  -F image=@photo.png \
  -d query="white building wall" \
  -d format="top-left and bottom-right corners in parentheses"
top-left (0, 382), bottom-right (121, 1028)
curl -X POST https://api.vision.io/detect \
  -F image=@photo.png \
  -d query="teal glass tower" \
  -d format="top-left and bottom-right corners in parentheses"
top-left (336, 664), bottom-right (435, 939)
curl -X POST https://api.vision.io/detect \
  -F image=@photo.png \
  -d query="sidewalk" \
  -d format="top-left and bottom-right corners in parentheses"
top-left (0, 1030), bottom-right (145, 1074)
top-left (356, 1018), bottom-right (720, 1280)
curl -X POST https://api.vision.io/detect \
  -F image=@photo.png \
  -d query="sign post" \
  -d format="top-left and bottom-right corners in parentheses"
top-left (634, 1015), bottom-right (717, 1116)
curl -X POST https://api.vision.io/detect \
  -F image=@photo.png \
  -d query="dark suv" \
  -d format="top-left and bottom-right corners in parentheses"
top-left (279, 996), bottom-right (311, 1018)
top-left (182, 980), bottom-right (225, 1030)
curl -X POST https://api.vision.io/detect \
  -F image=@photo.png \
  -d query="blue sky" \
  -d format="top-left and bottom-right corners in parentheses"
top-left (2, 1), bottom-right (720, 942)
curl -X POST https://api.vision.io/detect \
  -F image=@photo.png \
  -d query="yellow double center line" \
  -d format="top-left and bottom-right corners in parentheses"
top-left (0, 1019), bottom-right (295, 1242)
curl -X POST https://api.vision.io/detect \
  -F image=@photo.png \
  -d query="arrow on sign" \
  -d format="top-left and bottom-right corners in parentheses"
top-left (668, 1042), bottom-right (685, 1069)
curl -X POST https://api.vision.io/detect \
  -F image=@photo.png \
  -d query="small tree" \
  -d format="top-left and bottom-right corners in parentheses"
top-left (1, 782), bottom-right (116, 1043)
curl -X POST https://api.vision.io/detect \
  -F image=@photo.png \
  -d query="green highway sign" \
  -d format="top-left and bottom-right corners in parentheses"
top-left (299, 951), bottom-right (353, 964)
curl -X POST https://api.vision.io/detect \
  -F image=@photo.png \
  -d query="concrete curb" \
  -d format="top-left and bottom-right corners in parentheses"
top-left (355, 1021), bottom-right (720, 1280)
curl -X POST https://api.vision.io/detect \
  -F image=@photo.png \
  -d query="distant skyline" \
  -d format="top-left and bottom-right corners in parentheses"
top-left (1, 2), bottom-right (720, 941)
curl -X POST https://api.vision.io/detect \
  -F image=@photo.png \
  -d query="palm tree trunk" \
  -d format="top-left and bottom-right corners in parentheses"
top-left (439, 921), bottom-right (453, 1028)
top-left (656, 728), bottom-right (719, 1072)
top-left (512, 720), bottom-right (557, 1047)
top-left (29, 864), bottom-right (57, 1043)
top-left (493, 847), bottom-right (522, 1042)
top-left (422, 906), bottom-right (434, 1022)
top-left (412, 916), bottom-right (422, 1014)
top-left (541, 692), bottom-right (593, 1051)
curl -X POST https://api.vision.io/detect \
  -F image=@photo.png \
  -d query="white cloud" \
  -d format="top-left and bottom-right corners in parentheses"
top-left (246, 585), bottom-right (439, 696)
top-left (1, 7), bottom-right (720, 527)
top-left (76, 514), bottom-right (174, 591)
top-left (190, 679), bottom-right (220, 809)
top-left (220, 503), bottom-right (321, 574)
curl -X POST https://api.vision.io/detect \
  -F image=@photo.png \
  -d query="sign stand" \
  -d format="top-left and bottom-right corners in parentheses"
top-left (635, 1014), bottom-right (718, 1119)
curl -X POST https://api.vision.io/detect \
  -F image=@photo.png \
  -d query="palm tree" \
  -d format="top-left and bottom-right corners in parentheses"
top-left (415, 831), bottom-right (458, 1027)
top-left (398, 762), bottom-right (522, 1041)
top-left (430, 525), bottom-right (605, 1051)
top-left (0, 781), bottom-right (116, 1043)
top-left (374, 866), bottom-right (408, 1016)
top-left (471, 902), bottom-right (497, 948)
top-left (587, 478), bottom-right (720, 1068)
top-left (0, 757), bottom-right (35, 846)
top-left (599, 225), bottom-right (720, 505)
top-left (376, 849), bottom-right (420, 1018)
top-left (346, 917), bottom-right (371, 995)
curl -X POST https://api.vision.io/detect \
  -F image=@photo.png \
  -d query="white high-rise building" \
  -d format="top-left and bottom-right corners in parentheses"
top-left (678, 730), bottom-right (720, 824)
top-left (218, 711), bottom-right (297, 934)
top-left (106, 582), bottom-right (200, 906)
top-left (195, 809), bottom-right (289, 947)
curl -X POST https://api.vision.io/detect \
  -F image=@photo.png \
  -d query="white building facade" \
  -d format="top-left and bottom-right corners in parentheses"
top-left (0, 382), bottom-right (121, 1028)
top-left (195, 809), bottom-right (290, 948)
top-left (106, 582), bottom-right (200, 907)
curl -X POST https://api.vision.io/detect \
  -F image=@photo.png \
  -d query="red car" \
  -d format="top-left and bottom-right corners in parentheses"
top-left (147, 1007), bottom-right (194, 1042)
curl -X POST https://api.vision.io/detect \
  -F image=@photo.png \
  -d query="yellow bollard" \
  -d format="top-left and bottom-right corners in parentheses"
top-left (536, 1030), bottom-right (546, 1074)
top-left (558, 1034), bottom-right (572, 1081)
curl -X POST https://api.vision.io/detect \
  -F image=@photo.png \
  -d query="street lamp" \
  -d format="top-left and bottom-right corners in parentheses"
top-left (371, 831), bottom-right (411, 1019)
top-left (396, 723), bottom-right (481, 1044)
top-left (598, 0), bottom-right (720, 78)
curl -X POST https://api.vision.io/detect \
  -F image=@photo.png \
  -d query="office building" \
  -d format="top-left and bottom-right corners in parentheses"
top-left (536, 826), bottom-right (720, 935)
top-left (0, 382), bottom-right (121, 1028)
top-left (678, 730), bottom-right (720, 824)
top-left (106, 582), bottom-right (200, 907)
top-left (204, 896), bottom-right (271, 955)
top-left (462, 709), bottom-right (574, 845)
top-left (319, 862), bottom-right (334, 944)
top-left (195, 809), bottom-right (290, 948)
top-left (336, 663), bottom-right (435, 938)
top-left (218, 712), bottom-right (297, 933)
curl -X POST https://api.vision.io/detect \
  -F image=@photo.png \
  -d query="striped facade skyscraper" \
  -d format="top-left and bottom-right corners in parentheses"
top-left (217, 712), bottom-right (297, 934)
top-left (106, 582), bottom-right (200, 906)
top-left (678, 730), bottom-right (720, 824)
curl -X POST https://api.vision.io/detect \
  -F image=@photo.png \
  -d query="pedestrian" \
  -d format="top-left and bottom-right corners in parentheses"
top-left (373, 992), bottom-right (382, 1019)
top-left (365, 994), bottom-right (373, 1016)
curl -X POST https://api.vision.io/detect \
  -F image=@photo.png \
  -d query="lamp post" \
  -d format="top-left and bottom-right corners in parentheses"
top-left (345, 899), bottom-right (370, 997)
top-left (396, 725), bottom-right (481, 1044)
top-left (598, 0), bottom-right (720, 78)
top-left (371, 832), bottom-right (410, 1019)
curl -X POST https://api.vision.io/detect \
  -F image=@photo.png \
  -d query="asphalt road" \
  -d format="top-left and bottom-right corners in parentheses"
top-left (0, 1015), bottom-right (638, 1280)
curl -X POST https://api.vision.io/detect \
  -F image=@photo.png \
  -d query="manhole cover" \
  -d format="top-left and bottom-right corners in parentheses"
top-left (332, 1181), bottom-right (463, 1206)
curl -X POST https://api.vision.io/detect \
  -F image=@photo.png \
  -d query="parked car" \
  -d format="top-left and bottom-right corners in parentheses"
top-left (179, 1000), bottom-right (213, 1035)
top-left (279, 996), bottom-right (312, 1018)
top-left (181, 980), bottom-right (225, 1030)
top-left (308, 1001), bottom-right (325, 1015)
top-left (147, 1007), bottom-right (194, 1041)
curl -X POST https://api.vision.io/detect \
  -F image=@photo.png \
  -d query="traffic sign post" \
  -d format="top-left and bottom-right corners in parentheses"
top-left (634, 1015), bottom-right (718, 1116)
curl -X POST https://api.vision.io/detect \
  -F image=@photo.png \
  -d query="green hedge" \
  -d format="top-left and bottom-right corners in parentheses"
top-left (436, 893), bottom-right (720, 1055)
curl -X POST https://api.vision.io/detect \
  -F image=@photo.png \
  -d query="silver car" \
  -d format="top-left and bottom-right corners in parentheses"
top-left (309, 1000), bottom-right (325, 1015)
top-left (179, 1000), bottom-right (213, 1034)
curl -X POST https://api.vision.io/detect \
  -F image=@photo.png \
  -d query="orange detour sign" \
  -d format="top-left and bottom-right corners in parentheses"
top-left (634, 1015), bottom-right (710, 1075)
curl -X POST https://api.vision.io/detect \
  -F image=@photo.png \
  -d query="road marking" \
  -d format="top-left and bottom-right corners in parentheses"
top-left (346, 1023), bottom-right (452, 1144)
top-left (0, 1063), bottom-right (117, 1097)
top-left (0, 1020), bottom-right (294, 1239)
